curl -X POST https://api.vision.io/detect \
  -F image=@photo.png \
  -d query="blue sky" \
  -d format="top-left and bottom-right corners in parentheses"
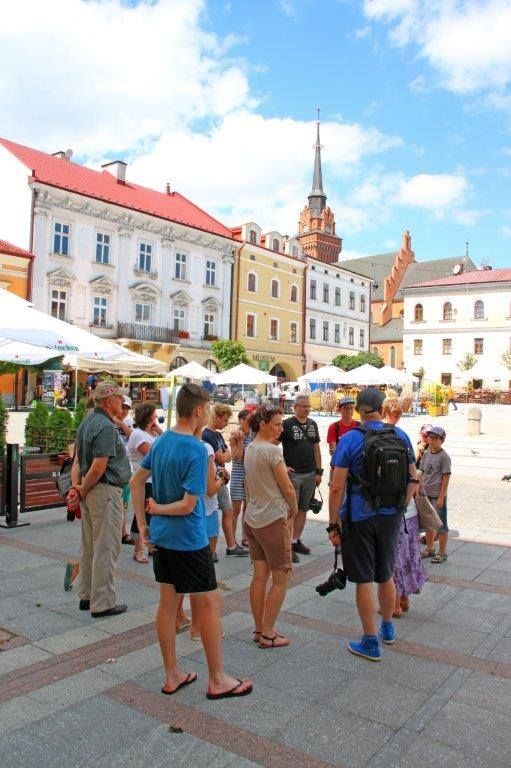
top-left (1, 0), bottom-right (511, 267)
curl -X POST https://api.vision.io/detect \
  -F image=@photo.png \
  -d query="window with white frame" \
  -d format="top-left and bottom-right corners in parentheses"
top-left (348, 326), bottom-right (354, 346)
top-left (290, 284), bottom-right (298, 303)
top-left (443, 301), bottom-right (452, 320)
top-left (138, 242), bottom-right (152, 273)
top-left (246, 313), bottom-right (255, 337)
top-left (414, 303), bottom-right (424, 321)
top-left (309, 318), bottom-right (316, 339)
top-left (323, 284), bottom-right (329, 303)
top-left (270, 318), bottom-right (279, 340)
top-left (92, 296), bottom-right (108, 327)
top-left (322, 321), bottom-right (329, 342)
top-left (270, 279), bottom-right (279, 299)
top-left (135, 303), bottom-right (151, 325)
top-left (204, 312), bottom-right (216, 338)
top-left (414, 339), bottom-right (423, 355)
top-left (96, 232), bottom-right (110, 264)
top-left (173, 308), bottom-right (186, 331)
top-left (360, 294), bottom-right (366, 313)
top-left (50, 289), bottom-right (67, 320)
top-left (310, 280), bottom-right (317, 300)
top-left (334, 323), bottom-right (340, 343)
top-left (247, 272), bottom-right (257, 292)
top-left (474, 300), bottom-right (484, 319)
top-left (291, 245), bottom-right (298, 257)
top-left (249, 229), bottom-right (257, 244)
top-left (349, 291), bottom-right (355, 310)
top-left (290, 322), bottom-right (297, 344)
top-left (175, 251), bottom-right (187, 280)
top-left (442, 338), bottom-right (452, 355)
top-left (272, 238), bottom-right (280, 252)
top-left (474, 337), bottom-right (484, 354)
top-left (205, 260), bottom-right (216, 287)
top-left (334, 286), bottom-right (341, 306)
top-left (53, 222), bottom-right (70, 256)
top-left (359, 328), bottom-right (365, 348)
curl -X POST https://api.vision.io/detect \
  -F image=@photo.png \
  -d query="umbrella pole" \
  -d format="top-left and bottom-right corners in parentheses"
top-left (74, 365), bottom-right (78, 410)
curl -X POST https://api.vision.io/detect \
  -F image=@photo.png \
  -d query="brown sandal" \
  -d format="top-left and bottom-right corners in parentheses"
top-left (252, 630), bottom-right (261, 643)
top-left (258, 633), bottom-right (290, 649)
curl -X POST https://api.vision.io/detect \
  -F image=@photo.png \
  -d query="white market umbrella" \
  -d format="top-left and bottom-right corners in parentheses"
top-left (65, 348), bottom-right (166, 375)
top-left (378, 366), bottom-right (419, 385)
top-left (168, 360), bottom-right (216, 380)
top-left (0, 338), bottom-right (62, 366)
top-left (212, 363), bottom-right (276, 386)
top-left (298, 365), bottom-right (346, 384)
top-left (341, 363), bottom-right (384, 386)
top-left (458, 362), bottom-right (511, 384)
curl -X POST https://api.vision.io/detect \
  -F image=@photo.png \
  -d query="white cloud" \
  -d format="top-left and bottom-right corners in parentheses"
top-left (396, 173), bottom-right (469, 210)
top-left (502, 225), bottom-right (511, 237)
top-left (279, 0), bottom-right (297, 18)
top-left (364, 1), bottom-right (511, 98)
top-left (452, 208), bottom-right (492, 226)
top-left (354, 25), bottom-right (372, 39)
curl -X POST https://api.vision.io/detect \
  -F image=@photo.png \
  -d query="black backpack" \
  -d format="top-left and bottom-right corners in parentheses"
top-left (349, 426), bottom-right (409, 512)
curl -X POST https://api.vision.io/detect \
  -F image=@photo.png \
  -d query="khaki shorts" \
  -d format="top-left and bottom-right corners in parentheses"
top-left (244, 516), bottom-right (292, 572)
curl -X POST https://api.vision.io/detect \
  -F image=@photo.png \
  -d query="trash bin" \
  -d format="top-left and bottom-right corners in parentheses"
top-left (467, 406), bottom-right (482, 436)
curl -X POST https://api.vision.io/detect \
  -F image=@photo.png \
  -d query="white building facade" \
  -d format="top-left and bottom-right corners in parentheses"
top-left (402, 269), bottom-right (511, 388)
top-left (0, 138), bottom-right (235, 370)
top-left (304, 256), bottom-right (371, 370)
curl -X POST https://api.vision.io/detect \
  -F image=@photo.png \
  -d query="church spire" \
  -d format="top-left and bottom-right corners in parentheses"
top-left (308, 108), bottom-right (327, 217)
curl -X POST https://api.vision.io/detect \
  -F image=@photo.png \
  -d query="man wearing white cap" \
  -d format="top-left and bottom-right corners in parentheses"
top-left (71, 381), bottom-right (132, 617)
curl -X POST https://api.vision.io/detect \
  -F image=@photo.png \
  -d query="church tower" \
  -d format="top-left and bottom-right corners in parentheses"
top-left (296, 113), bottom-right (342, 263)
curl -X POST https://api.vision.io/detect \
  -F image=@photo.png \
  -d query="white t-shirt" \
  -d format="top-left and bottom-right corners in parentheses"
top-left (405, 498), bottom-right (418, 520)
top-left (127, 428), bottom-right (156, 481)
top-left (271, 386), bottom-right (282, 398)
top-left (203, 442), bottom-right (219, 516)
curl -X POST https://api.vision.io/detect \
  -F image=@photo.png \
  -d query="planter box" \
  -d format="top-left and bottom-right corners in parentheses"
top-left (427, 405), bottom-right (444, 417)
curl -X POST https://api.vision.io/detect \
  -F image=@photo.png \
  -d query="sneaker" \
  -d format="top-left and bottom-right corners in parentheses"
top-left (292, 539), bottom-right (311, 555)
top-left (212, 552), bottom-right (218, 563)
top-left (226, 544), bottom-right (249, 557)
top-left (291, 550), bottom-right (300, 564)
top-left (347, 635), bottom-right (382, 661)
top-left (379, 620), bottom-right (396, 645)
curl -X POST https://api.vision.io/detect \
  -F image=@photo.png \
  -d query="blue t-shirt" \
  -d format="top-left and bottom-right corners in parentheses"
top-left (141, 431), bottom-right (208, 551)
top-left (332, 421), bottom-right (414, 523)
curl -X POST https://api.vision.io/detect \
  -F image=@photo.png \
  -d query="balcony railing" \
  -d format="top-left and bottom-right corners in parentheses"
top-left (117, 322), bottom-right (179, 344)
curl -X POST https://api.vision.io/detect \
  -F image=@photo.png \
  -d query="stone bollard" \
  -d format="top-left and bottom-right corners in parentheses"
top-left (467, 406), bottom-right (482, 436)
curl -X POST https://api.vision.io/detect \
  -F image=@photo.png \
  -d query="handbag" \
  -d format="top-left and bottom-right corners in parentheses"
top-left (416, 493), bottom-right (443, 531)
top-left (57, 457), bottom-right (73, 498)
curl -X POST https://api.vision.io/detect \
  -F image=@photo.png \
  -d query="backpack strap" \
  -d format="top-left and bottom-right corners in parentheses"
top-left (334, 420), bottom-right (340, 444)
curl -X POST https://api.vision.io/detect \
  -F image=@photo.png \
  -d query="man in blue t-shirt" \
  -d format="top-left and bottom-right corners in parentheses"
top-left (328, 388), bottom-right (418, 662)
top-left (130, 383), bottom-right (252, 701)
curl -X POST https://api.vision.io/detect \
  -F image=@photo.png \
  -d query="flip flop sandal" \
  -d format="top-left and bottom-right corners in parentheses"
top-left (161, 671), bottom-right (197, 696)
top-left (122, 535), bottom-right (135, 545)
top-left (133, 552), bottom-right (149, 564)
top-left (252, 630), bottom-right (261, 643)
top-left (176, 618), bottom-right (191, 633)
top-left (258, 633), bottom-right (290, 649)
top-left (420, 549), bottom-right (436, 559)
top-left (206, 678), bottom-right (253, 700)
top-left (431, 553), bottom-right (448, 563)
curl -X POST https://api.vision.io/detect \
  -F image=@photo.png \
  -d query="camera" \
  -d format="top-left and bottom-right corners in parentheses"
top-left (216, 469), bottom-right (225, 480)
top-left (309, 489), bottom-right (323, 515)
top-left (315, 567), bottom-right (347, 596)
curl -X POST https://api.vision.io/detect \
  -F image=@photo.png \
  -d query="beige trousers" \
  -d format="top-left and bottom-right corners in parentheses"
top-left (79, 483), bottom-right (123, 613)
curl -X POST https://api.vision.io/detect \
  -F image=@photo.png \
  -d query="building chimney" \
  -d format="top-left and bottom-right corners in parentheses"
top-left (166, 182), bottom-right (171, 195)
top-left (101, 160), bottom-right (127, 183)
top-left (52, 149), bottom-right (73, 161)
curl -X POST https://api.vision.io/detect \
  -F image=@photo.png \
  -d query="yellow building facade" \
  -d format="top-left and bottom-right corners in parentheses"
top-left (231, 224), bottom-right (306, 380)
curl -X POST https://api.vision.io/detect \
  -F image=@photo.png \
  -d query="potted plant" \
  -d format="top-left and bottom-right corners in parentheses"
top-left (177, 330), bottom-right (190, 340)
top-left (427, 384), bottom-right (447, 417)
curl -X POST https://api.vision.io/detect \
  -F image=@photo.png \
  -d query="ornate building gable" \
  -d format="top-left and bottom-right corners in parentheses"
top-left (129, 282), bottom-right (161, 303)
top-left (170, 289), bottom-right (192, 307)
top-left (89, 275), bottom-right (117, 295)
top-left (202, 296), bottom-right (221, 313)
top-left (47, 267), bottom-right (76, 287)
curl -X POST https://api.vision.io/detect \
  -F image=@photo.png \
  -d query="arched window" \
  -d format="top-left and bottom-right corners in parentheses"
top-left (170, 356), bottom-right (188, 369)
top-left (414, 303), bottom-right (424, 321)
top-left (249, 229), bottom-right (257, 244)
top-left (247, 272), bottom-right (257, 292)
top-left (271, 279), bottom-right (279, 299)
top-left (272, 238), bottom-right (280, 252)
top-left (290, 284), bottom-right (298, 303)
top-left (474, 300), bottom-right (484, 319)
top-left (204, 359), bottom-right (218, 372)
top-left (390, 346), bottom-right (396, 367)
top-left (443, 302), bottom-right (452, 320)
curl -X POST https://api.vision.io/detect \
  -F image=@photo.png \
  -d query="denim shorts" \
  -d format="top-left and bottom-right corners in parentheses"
top-left (206, 509), bottom-right (219, 539)
top-left (426, 496), bottom-right (448, 532)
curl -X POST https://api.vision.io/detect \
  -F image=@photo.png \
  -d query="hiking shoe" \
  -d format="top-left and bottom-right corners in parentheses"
top-left (226, 544), bottom-right (249, 557)
top-left (91, 604), bottom-right (127, 618)
top-left (347, 635), bottom-right (382, 661)
top-left (431, 552), bottom-right (448, 563)
top-left (379, 620), bottom-right (396, 645)
top-left (291, 550), bottom-right (300, 564)
top-left (292, 540), bottom-right (311, 555)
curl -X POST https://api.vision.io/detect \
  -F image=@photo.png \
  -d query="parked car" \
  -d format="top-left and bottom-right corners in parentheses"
top-left (212, 385), bottom-right (259, 405)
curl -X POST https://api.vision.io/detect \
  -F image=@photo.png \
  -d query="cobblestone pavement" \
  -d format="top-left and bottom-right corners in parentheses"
top-left (1, 404), bottom-right (510, 767)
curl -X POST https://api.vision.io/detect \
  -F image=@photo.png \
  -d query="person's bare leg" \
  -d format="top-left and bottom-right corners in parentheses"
top-left (157, 585), bottom-right (193, 691)
top-left (175, 593), bottom-right (189, 630)
top-left (292, 509), bottom-right (307, 540)
top-left (249, 559), bottom-right (270, 633)
top-left (232, 500), bottom-right (243, 543)
top-left (209, 536), bottom-right (218, 554)
top-left (191, 590), bottom-right (252, 695)
top-left (259, 569), bottom-right (292, 645)
top-left (377, 578), bottom-right (396, 623)
top-left (425, 530), bottom-right (436, 552)
top-left (355, 582), bottom-right (378, 635)
top-left (221, 509), bottom-right (236, 549)
top-left (437, 530), bottom-right (448, 555)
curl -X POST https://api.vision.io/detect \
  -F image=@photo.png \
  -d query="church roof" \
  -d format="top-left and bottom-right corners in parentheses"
top-left (370, 318), bottom-right (403, 343)
top-left (0, 137), bottom-right (234, 240)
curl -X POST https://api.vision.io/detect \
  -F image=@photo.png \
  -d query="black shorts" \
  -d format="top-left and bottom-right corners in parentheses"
top-left (152, 545), bottom-right (217, 594)
top-left (341, 512), bottom-right (402, 584)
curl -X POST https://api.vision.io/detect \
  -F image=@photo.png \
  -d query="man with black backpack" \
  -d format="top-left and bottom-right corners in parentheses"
top-left (328, 388), bottom-right (417, 661)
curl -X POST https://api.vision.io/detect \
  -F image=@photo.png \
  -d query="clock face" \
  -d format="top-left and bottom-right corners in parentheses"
top-left (325, 225), bottom-right (331, 233)
top-left (302, 225), bottom-right (309, 232)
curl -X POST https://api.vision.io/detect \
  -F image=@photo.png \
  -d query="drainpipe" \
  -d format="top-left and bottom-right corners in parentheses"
top-left (27, 181), bottom-right (36, 302)
top-left (301, 262), bottom-right (308, 374)
top-left (234, 243), bottom-right (245, 340)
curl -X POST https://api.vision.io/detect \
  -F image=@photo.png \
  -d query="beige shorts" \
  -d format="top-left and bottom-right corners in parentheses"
top-left (244, 516), bottom-right (292, 572)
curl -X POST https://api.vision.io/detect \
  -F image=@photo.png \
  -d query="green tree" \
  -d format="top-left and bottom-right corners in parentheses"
top-left (48, 408), bottom-right (75, 453)
top-left (331, 351), bottom-right (384, 371)
top-left (211, 340), bottom-right (250, 370)
top-left (457, 352), bottom-right (477, 371)
top-left (0, 395), bottom-right (8, 453)
top-left (73, 397), bottom-right (87, 429)
top-left (25, 401), bottom-right (50, 450)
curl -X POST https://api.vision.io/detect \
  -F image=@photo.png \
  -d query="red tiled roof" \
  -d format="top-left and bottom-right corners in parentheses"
top-left (0, 137), bottom-right (234, 240)
top-left (0, 238), bottom-right (33, 259)
top-left (407, 268), bottom-right (511, 289)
